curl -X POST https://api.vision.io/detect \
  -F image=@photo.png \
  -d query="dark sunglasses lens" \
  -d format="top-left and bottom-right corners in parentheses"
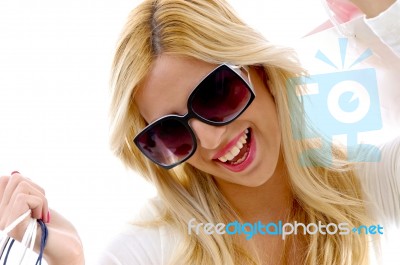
top-left (191, 66), bottom-right (252, 123)
top-left (135, 119), bottom-right (195, 167)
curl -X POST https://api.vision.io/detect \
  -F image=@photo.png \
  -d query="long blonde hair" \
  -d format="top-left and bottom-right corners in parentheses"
top-left (109, 0), bottom-right (372, 264)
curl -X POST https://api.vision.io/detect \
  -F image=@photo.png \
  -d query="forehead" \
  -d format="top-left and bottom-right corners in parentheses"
top-left (135, 55), bottom-right (217, 123)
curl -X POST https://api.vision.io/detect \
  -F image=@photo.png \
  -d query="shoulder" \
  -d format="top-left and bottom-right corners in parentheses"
top-left (356, 136), bottom-right (400, 224)
top-left (96, 224), bottom-right (163, 265)
top-left (357, 136), bottom-right (400, 181)
top-left (96, 198), bottom-right (180, 265)
top-left (364, 0), bottom-right (400, 28)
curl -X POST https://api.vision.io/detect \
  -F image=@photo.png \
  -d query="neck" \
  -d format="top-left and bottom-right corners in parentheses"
top-left (215, 154), bottom-right (293, 223)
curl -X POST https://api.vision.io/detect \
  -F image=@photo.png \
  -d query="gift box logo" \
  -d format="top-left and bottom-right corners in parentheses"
top-left (289, 38), bottom-right (382, 164)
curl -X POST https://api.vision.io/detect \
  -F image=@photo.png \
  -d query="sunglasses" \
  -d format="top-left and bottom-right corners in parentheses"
top-left (134, 64), bottom-right (255, 169)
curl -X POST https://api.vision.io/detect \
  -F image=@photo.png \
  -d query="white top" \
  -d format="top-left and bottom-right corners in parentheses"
top-left (364, 0), bottom-right (400, 56)
top-left (96, 2), bottom-right (400, 264)
top-left (98, 138), bottom-right (400, 265)
top-left (356, 137), bottom-right (400, 265)
top-left (97, 200), bottom-right (174, 265)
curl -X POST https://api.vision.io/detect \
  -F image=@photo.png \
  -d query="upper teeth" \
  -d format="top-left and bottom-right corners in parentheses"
top-left (218, 129), bottom-right (249, 163)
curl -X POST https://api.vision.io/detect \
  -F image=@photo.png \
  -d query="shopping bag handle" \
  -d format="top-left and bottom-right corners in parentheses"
top-left (1, 210), bottom-right (37, 250)
top-left (0, 210), bottom-right (35, 250)
top-left (0, 210), bottom-right (48, 265)
top-left (2, 210), bottom-right (32, 236)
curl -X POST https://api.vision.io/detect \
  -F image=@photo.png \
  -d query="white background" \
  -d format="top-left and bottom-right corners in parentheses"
top-left (0, 0), bottom-right (329, 263)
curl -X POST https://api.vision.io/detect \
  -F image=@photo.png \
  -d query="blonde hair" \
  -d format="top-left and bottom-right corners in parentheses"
top-left (109, 0), bottom-right (372, 264)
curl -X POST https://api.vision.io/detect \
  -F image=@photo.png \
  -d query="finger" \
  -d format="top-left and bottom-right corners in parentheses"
top-left (10, 172), bottom-right (46, 196)
top-left (1, 173), bottom-right (25, 205)
top-left (0, 192), bottom-right (43, 226)
top-left (13, 193), bottom-right (44, 221)
top-left (0, 176), bottom-right (10, 200)
top-left (0, 176), bottom-right (49, 225)
top-left (12, 174), bottom-right (49, 221)
top-left (8, 180), bottom-right (48, 220)
top-left (0, 173), bottom-right (45, 208)
top-left (5, 194), bottom-right (44, 241)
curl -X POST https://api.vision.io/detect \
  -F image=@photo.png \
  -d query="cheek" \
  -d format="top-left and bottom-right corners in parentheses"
top-left (185, 149), bottom-right (208, 171)
top-left (185, 146), bottom-right (221, 176)
top-left (266, 107), bottom-right (282, 150)
top-left (185, 160), bottom-right (213, 178)
top-left (251, 86), bottom-right (282, 150)
top-left (252, 89), bottom-right (280, 131)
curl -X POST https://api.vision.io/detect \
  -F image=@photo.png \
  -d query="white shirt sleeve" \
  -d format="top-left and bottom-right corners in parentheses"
top-left (364, 1), bottom-right (400, 56)
top-left (95, 198), bottom-right (177, 265)
top-left (96, 225), bottom-right (163, 265)
top-left (356, 136), bottom-right (400, 226)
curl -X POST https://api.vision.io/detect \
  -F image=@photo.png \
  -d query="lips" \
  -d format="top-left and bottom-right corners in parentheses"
top-left (213, 128), bottom-right (255, 172)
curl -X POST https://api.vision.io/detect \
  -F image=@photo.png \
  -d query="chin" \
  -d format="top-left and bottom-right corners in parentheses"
top-left (239, 172), bottom-right (275, 188)
top-left (215, 169), bottom-right (275, 188)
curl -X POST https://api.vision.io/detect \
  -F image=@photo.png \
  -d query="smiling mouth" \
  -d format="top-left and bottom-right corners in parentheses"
top-left (216, 129), bottom-right (251, 165)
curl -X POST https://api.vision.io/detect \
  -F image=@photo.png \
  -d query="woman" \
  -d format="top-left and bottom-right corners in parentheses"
top-left (0, 0), bottom-right (399, 264)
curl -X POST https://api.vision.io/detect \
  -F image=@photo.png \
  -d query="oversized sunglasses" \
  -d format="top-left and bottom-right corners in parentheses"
top-left (134, 64), bottom-right (255, 169)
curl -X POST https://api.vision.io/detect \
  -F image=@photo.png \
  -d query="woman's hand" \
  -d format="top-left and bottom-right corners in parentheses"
top-left (347, 0), bottom-right (396, 18)
top-left (0, 172), bottom-right (84, 265)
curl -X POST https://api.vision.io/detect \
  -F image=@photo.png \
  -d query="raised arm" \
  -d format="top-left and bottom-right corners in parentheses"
top-left (349, 0), bottom-right (400, 56)
top-left (348, 0), bottom-right (396, 18)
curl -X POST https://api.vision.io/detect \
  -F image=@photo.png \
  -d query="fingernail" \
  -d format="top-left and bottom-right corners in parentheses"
top-left (46, 211), bottom-right (51, 223)
top-left (11, 171), bottom-right (20, 175)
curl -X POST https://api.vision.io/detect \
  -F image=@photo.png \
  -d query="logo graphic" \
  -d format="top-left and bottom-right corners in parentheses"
top-left (289, 38), bottom-right (382, 164)
top-left (187, 218), bottom-right (384, 240)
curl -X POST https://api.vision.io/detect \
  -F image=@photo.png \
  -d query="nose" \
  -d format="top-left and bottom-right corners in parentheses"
top-left (190, 119), bottom-right (226, 150)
